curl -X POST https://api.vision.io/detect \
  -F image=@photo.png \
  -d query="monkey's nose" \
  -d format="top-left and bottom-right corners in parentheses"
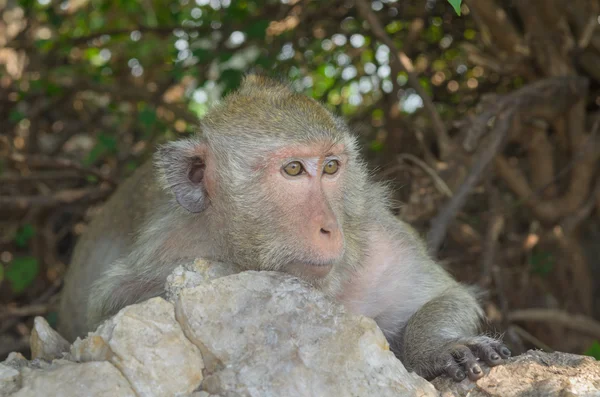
top-left (320, 228), bottom-right (331, 235)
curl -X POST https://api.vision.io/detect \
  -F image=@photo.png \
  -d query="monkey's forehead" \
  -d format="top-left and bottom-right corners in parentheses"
top-left (201, 92), bottom-right (345, 142)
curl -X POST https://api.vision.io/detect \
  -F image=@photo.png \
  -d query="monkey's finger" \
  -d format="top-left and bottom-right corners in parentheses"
top-left (470, 343), bottom-right (503, 367)
top-left (451, 345), bottom-right (483, 381)
top-left (494, 343), bottom-right (511, 359)
top-left (441, 356), bottom-right (467, 382)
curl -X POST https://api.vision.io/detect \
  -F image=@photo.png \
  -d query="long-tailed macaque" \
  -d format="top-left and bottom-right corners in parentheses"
top-left (58, 75), bottom-right (510, 382)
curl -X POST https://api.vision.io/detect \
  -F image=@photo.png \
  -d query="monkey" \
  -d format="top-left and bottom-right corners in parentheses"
top-left (58, 74), bottom-right (510, 382)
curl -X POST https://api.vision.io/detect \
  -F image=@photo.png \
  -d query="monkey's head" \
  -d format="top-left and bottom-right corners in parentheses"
top-left (156, 75), bottom-right (369, 282)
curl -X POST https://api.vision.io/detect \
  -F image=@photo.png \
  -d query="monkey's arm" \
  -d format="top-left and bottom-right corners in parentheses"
top-left (339, 218), bottom-right (510, 382)
top-left (398, 284), bottom-right (510, 381)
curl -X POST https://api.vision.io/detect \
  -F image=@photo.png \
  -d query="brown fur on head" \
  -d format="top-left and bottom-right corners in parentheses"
top-left (156, 74), bottom-right (370, 284)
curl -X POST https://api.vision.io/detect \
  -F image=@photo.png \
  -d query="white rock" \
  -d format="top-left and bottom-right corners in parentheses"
top-left (175, 271), bottom-right (438, 397)
top-left (0, 363), bottom-right (20, 397)
top-left (11, 361), bottom-right (135, 397)
top-left (165, 258), bottom-right (241, 302)
top-left (91, 297), bottom-right (204, 397)
top-left (30, 316), bottom-right (70, 361)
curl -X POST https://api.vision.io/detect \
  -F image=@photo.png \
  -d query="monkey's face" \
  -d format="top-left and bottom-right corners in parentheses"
top-left (258, 142), bottom-right (347, 279)
top-left (211, 139), bottom-right (349, 281)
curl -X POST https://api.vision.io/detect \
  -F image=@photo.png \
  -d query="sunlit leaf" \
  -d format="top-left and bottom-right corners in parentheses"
top-left (6, 256), bottom-right (39, 294)
top-left (448, 0), bottom-right (462, 16)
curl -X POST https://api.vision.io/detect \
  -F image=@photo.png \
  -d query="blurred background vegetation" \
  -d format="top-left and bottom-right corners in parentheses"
top-left (1, 0), bottom-right (599, 361)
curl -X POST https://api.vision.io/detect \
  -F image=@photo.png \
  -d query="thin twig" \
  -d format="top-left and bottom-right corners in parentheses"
top-left (354, 0), bottom-right (450, 157)
top-left (508, 309), bottom-right (600, 340)
top-left (427, 109), bottom-right (517, 253)
top-left (0, 304), bottom-right (55, 320)
top-left (9, 154), bottom-right (117, 186)
top-left (508, 325), bottom-right (554, 352)
top-left (397, 154), bottom-right (453, 198)
top-left (0, 186), bottom-right (113, 211)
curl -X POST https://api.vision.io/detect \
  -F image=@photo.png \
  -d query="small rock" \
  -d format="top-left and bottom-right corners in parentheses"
top-left (165, 258), bottom-right (241, 303)
top-left (11, 361), bottom-right (135, 397)
top-left (2, 353), bottom-right (28, 370)
top-left (68, 335), bottom-right (113, 362)
top-left (92, 297), bottom-right (204, 397)
top-left (30, 317), bottom-right (70, 361)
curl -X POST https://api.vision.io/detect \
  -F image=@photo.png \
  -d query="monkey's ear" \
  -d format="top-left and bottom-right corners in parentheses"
top-left (155, 139), bottom-right (209, 213)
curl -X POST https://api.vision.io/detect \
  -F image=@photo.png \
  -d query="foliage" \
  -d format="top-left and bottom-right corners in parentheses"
top-left (5, 256), bottom-right (39, 294)
top-left (584, 341), bottom-right (600, 360)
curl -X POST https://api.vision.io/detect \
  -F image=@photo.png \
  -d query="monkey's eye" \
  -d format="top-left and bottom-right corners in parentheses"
top-left (283, 161), bottom-right (304, 176)
top-left (323, 159), bottom-right (339, 175)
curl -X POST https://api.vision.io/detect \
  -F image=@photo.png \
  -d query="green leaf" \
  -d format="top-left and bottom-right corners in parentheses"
top-left (6, 256), bottom-right (39, 293)
top-left (530, 249), bottom-right (554, 276)
top-left (369, 141), bottom-right (384, 152)
top-left (9, 110), bottom-right (25, 123)
top-left (138, 106), bottom-right (157, 128)
top-left (84, 133), bottom-right (117, 165)
top-left (14, 224), bottom-right (35, 248)
top-left (448, 0), bottom-right (462, 15)
top-left (246, 20), bottom-right (270, 39)
top-left (193, 48), bottom-right (213, 63)
top-left (125, 160), bottom-right (139, 172)
top-left (220, 69), bottom-right (243, 96)
top-left (218, 52), bottom-right (234, 63)
top-left (584, 341), bottom-right (600, 360)
top-left (98, 133), bottom-right (118, 151)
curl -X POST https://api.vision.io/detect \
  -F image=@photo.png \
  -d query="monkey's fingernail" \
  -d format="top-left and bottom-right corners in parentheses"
top-left (472, 365), bottom-right (481, 374)
top-left (501, 347), bottom-right (511, 357)
top-left (455, 370), bottom-right (466, 380)
top-left (490, 353), bottom-right (500, 361)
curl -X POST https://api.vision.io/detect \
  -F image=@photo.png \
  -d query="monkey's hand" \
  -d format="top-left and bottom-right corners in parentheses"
top-left (431, 336), bottom-right (511, 381)
top-left (397, 285), bottom-right (511, 382)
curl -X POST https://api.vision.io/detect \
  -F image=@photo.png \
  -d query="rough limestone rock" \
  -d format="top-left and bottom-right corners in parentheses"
top-left (165, 258), bottom-right (242, 302)
top-left (74, 297), bottom-right (204, 397)
top-left (174, 270), bottom-right (437, 397)
top-left (29, 317), bottom-right (70, 362)
top-left (432, 350), bottom-right (600, 397)
top-left (2, 259), bottom-right (600, 397)
top-left (0, 364), bottom-right (20, 397)
top-left (11, 360), bottom-right (136, 397)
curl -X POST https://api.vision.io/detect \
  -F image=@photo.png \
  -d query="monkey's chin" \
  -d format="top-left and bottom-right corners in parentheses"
top-left (285, 261), bottom-right (334, 279)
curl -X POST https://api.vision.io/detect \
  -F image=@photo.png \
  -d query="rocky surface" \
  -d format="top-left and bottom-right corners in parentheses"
top-left (1, 259), bottom-right (599, 396)
top-left (432, 350), bottom-right (600, 397)
top-left (174, 270), bottom-right (436, 396)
